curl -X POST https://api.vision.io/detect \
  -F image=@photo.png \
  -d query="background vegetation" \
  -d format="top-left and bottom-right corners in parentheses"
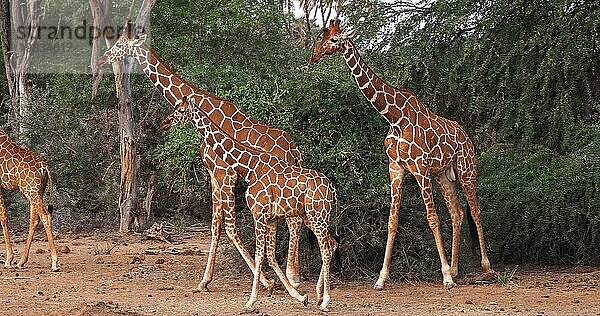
top-left (1, 0), bottom-right (599, 281)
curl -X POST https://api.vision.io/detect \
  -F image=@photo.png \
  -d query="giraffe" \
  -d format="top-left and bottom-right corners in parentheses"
top-left (97, 28), bottom-right (304, 291)
top-left (309, 20), bottom-right (493, 289)
top-left (0, 130), bottom-right (59, 272)
top-left (161, 96), bottom-right (338, 312)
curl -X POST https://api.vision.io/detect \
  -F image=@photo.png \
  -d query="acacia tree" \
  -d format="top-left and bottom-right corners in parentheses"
top-left (89, 0), bottom-right (156, 232)
top-left (0, 0), bottom-right (43, 139)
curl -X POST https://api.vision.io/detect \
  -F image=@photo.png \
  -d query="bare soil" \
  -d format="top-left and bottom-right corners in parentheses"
top-left (0, 230), bottom-right (598, 316)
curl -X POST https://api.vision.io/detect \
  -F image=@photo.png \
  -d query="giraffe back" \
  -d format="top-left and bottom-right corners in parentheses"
top-left (0, 131), bottom-right (48, 196)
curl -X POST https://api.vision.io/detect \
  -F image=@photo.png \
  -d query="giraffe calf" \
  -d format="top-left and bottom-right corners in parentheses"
top-left (0, 130), bottom-right (59, 272)
top-left (161, 97), bottom-right (338, 311)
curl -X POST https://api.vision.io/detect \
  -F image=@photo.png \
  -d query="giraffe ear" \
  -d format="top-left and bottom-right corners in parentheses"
top-left (322, 27), bottom-right (330, 38)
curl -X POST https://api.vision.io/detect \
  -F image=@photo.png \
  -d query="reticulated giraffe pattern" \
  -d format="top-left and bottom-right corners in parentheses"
top-left (0, 130), bottom-right (59, 272)
top-left (98, 29), bottom-right (304, 291)
top-left (161, 96), bottom-right (338, 312)
top-left (310, 20), bottom-right (493, 289)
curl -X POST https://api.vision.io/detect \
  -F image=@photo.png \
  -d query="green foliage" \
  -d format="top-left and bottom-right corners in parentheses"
top-left (479, 131), bottom-right (600, 264)
top-left (2, 0), bottom-right (598, 282)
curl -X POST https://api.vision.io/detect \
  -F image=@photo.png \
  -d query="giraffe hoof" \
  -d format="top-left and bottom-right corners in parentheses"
top-left (301, 294), bottom-right (309, 307)
top-left (373, 282), bottom-right (385, 291)
top-left (444, 281), bottom-right (457, 290)
top-left (193, 285), bottom-right (209, 293)
top-left (319, 305), bottom-right (330, 312)
top-left (51, 266), bottom-right (61, 272)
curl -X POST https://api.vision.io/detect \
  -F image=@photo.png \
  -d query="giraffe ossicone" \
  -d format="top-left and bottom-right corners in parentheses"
top-left (310, 19), bottom-right (493, 290)
top-left (161, 96), bottom-right (338, 312)
top-left (98, 26), bottom-right (305, 291)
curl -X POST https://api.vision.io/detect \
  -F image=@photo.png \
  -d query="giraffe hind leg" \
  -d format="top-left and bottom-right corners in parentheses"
top-left (435, 172), bottom-right (464, 278)
top-left (17, 197), bottom-right (40, 269)
top-left (264, 221), bottom-right (307, 305)
top-left (460, 178), bottom-right (493, 275)
top-left (285, 216), bottom-right (302, 289)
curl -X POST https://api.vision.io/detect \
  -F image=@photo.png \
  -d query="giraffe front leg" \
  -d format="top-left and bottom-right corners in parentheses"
top-left (417, 174), bottom-right (455, 289)
top-left (197, 188), bottom-right (223, 292)
top-left (375, 162), bottom-right (404, 291)
top-left (285, 216), bottom-right (302, 289)
top-left (0, 194), bottom-right (14, 268)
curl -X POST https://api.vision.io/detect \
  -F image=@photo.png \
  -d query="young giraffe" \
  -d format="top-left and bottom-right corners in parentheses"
top-left (310, 20), bottom-right (493, 289)
top-left (98, 29), bottom-right (304, 291)
top-left (161, 96), bottom-right (338, 312)
top-left (0, 130), bottom-right (59, 272)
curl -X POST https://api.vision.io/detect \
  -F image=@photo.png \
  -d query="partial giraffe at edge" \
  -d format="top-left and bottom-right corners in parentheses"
top-left (0, 130), bottom-right (59, 272)
top-left (160, 96), bottom-right (338, 312)
top-left (310, 19), bottom-right (493, 289)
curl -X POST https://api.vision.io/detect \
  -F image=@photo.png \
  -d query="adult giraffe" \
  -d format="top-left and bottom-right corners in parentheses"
top-left (98, 29), bottom-right (304, 291)
top-left (309, 20), bottom-right (493, 289)
top-left (161, 96), bottom-right (337, 312)
top-left (0, 130), bottom-right (59, 272)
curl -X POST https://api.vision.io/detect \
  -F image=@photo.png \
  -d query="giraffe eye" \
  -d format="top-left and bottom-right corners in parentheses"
top-left (331, 38), bottom-right (338, 44)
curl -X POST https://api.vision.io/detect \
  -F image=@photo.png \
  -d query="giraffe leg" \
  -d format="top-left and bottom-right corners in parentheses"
top-left (245, 219), bottom-right (266, 310)
top-left (36, 198), bottom-right (59, 272)
top-left (435, 173), bottom-right (464, 278)
top-left (223, 207), bottom-right (275, 292)
top-left (197, 147), bottom-right (227, 291)
top-left (316, 233), bottom-right (337, 312)
top-left (415, 173), bottom-right (455, 288)
top-left (264, 220), bottom-right (307, 306)
top-left (285, 216), bottom-right (302, 289)
top-left (17, 197), bottom-right (40, 269)
top-left (0, 194), bottom-right (14, 268)
top-left (374, 161), bottom-right (404, 291)
top-left (460, 177), bottom-right (493, 275)
top-left (196, 176), bottom-right (224, 292)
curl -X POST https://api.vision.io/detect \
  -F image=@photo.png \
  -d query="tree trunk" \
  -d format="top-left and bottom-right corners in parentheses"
top-left (0, 0), bottom-right (42, 141)
top-left (90, 0), bottom-right (156, 233)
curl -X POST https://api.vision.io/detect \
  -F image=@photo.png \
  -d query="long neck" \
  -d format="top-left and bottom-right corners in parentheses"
top-left (132, 44), bottom-right (263, 143)
top-left (190, 105), bottom-right (274, 183)
top-left (342, 40), bottom-right (419, 125)
top-left (132, 43), bottom-right (212, 106)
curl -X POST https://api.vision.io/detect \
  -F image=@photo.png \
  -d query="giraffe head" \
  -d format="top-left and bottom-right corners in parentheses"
top-left (97, 24), bottom-right (147, 67)
top-left (309, 19), bottom-right (353, 63)
top-left (160, 96), bottom-right (193, 132)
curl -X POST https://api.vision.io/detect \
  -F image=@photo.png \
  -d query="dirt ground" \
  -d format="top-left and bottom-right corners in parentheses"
top-left (0, 229), bottom-right (598, 316)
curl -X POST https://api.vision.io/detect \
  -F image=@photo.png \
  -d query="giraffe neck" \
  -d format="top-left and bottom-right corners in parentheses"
top-left (189, 105), bottom-right (274, 184)
top-left (131, 44), bottom-right (268, 144)
top-left (342, 40), bottom-right (426, 126)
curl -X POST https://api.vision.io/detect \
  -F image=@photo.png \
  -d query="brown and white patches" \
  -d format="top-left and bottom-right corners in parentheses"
top-left (101, 32), bottom-right (305, 292)
top-left (164, 97), bottom-right (337, 311)
top-left (310, 19), bottom-right (493, 290)
top-left (0, 130), bottom-right (59, 272)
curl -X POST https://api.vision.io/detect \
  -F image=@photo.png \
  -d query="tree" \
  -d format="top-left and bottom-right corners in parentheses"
top-left (0, 0), bottom-right (43, 139)
top-left (89, 0), bottom-right (156, 232)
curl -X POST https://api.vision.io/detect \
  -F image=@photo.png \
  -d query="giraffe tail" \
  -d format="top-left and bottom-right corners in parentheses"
top-left (466, 204), bottom-right (478, 256)
top-left (40, 166), bottom-right (54, 215)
